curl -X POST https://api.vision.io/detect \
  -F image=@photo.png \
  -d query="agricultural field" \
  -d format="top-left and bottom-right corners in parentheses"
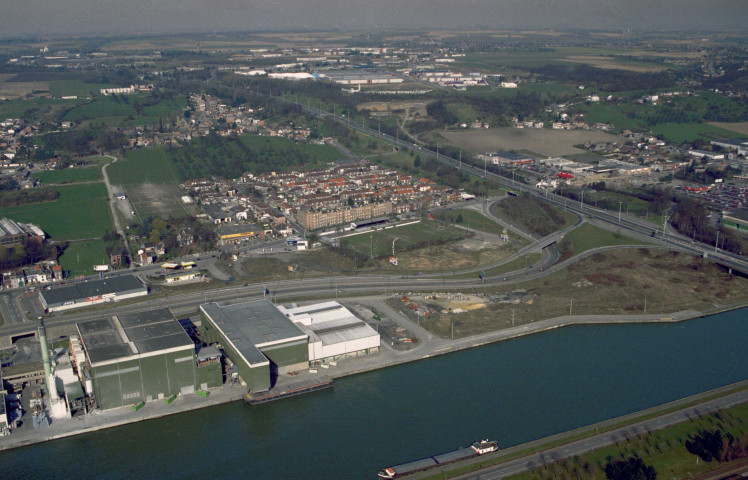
top-left (31, 166), bottom-right (102, 184)
top-left (440, 128), bottom-right (621, 157)
top-left (0, 97), bottom-right (76, 121)
top-left (395, 248), bottom-right (748, 339)
top-left (48, 79), bottom-right (111, 98)
top-left (60, 95), bottom-right (187, 127)
top-left (0, 74), bottom-right (48, 99)
top-left (0, 183), bottom-right (111, 240)
top-left (58, 238), bottom-right (109, 277)
top-left (650, 122), bottom-right (740, 144)
top-left (708, 121), bottom-right (748, 136)
top-left (109, 147), bottom-right (181, 185)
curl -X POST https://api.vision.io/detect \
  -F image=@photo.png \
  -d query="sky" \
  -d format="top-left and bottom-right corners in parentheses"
top-left (2, 0), bottom-right (747, 37)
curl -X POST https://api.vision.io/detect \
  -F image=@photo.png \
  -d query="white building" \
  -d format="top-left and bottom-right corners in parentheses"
top-left (277, 301), bottom-right (380, 364)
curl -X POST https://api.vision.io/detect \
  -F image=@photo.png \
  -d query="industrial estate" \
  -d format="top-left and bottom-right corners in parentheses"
top-left (0, 24), bottom-right (747, 480)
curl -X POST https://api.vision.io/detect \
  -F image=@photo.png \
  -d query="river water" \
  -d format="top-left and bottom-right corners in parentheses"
top-left (2, 309), bottom-right (746, 479)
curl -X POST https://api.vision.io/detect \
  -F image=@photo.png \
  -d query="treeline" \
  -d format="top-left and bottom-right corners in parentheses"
top-left (0, 238), bottom-right (63, 271)
top-left (555, 183), bottom-right (671, 215)
top-left (671, 196), bottom-right (746, 254)
top-left (530, 64), bottom-right (674, 92)
top-left (675, 163), bottom-right (739, 185)
top-left (686, 428), bottom-right (748, 463)
top-left (20, 127), bottom-right (129, 160)
top-left (0, 188), bottom-right (59, 207)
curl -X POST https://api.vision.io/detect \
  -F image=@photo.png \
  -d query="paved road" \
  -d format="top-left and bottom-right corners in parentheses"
top-left (100, 154), bottom-right (130, 267)
top-left (438, 387), bottom-right (748, 480)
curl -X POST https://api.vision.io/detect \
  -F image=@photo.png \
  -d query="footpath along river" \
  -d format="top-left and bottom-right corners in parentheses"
top-left (1, 308), bottom-right (746, 479)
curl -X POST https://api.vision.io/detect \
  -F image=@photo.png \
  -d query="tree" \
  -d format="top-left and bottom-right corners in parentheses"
top-left (604, 457), bottom-right (656, 480)
top-left (414, 156), bottom-right (421, 168)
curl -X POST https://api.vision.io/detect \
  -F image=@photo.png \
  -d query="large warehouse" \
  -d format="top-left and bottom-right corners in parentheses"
top-left (40, 275), bottom-right (148, 312)
top-left (77, 308), bottom-right (220, 411)
top-left (200, 300), bottom-right (380, 392)
top-left (200, 300), bottom-right (309, 393)
top-left (277, 301), bottom-right (380, 364)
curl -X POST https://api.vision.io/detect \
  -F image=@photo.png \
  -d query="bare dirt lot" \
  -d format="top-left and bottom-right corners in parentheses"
top-left (124, 183), bottom-right (193, 220)
top-left (390, 248), bottom-right (748, 339)
top-left (440, 128), bottom-right (622, 157)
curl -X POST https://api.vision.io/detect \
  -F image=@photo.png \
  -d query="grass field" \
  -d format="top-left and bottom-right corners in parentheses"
top-left (59, 238), bottom-right (109, 276)
top-left (0, 183), bottom-right (111, 240)
top-left (434, 209), bottom-right (509, 236)
top-left (49, 79), bottom-right (109, 98)
top-left (109, 147), bottom-right (181, 185)
top-left (31, 166), bottom-right (102, 184)
top-left (650, 122), bottom-right (740, 143)
top-left (563, 223), bottom-right (644, 256)
top-left (341, 222), bottom-right (465, 258)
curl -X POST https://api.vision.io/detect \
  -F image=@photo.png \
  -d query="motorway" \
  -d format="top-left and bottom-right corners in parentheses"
top-left (293, 98), bottom-right (748, 274)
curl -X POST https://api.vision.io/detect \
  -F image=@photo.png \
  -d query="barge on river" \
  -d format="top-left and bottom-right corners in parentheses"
top-left (377, 439), bottom-right (499, 479)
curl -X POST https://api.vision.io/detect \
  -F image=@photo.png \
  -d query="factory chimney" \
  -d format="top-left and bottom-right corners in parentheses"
top-left (37, 316), bottom-right (57, 399)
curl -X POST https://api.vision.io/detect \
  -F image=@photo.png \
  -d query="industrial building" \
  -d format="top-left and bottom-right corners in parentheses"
top-left (39, 275), bottom-right (148, 312)
top-left (0, 217), bottom-right (45, 247)
top-left (77, 308), bottom-right (221, 411)
top-left (318, 71), bottom-right (403, 85)
top-left (200, 300), bottom-right (380, 392)
top-left (216, 223), bottom-right (267, 244)
top-left (277, 302), bottom-right (380, 364)
top-left (200, 300), bottom-right (309, 393)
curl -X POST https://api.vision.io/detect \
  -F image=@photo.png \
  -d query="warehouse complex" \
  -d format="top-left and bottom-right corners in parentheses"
top-left (200, 300), bottom-right (380, 393)
top-left (277, 301), bottom-right (380, 364)
top-left (200, 300), bottom-right (309, 393)
top-left (40, 275), bottom-right (148, 312)
top-left (76, 308), bottom-right (221, 410)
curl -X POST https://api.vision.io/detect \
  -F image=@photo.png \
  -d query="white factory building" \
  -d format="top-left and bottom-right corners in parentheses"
top-left (277, 301), bottom-right (380, 364)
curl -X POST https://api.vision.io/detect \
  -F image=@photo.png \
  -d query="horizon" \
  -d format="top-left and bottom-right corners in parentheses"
top-left (2, 0), bottom-right (747, 39)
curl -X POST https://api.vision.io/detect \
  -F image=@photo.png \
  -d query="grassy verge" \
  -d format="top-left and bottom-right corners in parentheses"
top-left (421, 382), bottom-right (748, 480)
top-left (432, 208), bottom-right (508, 236)
top-left (563, 223), bottom-right (645, 256)
top-left (493, 195), bottom-right (577, 236)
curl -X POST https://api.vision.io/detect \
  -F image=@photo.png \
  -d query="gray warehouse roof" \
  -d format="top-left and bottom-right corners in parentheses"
top-left (77, 308), bottom-right (193, 366)
top-left (200, 300), bottom-right (307, 367)
top-left (41, 275), bottom-right (146, 307)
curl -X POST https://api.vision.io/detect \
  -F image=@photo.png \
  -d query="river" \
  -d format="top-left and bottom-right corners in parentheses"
top-left (2, 309), bottom-right (746, 479)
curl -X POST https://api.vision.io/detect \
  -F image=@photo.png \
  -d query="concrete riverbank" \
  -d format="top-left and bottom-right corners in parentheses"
top-left (0, 301), bottom-right (742, 453)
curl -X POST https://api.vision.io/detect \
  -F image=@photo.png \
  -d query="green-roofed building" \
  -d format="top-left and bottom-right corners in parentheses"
top-left (77, 308), bottom-right (220, 411)
top-left (199, 300), bottom-right (309, 393)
